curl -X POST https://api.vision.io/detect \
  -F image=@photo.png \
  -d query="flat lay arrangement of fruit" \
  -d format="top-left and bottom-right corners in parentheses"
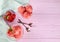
top-left (0, 0), bottom-right (33, 42)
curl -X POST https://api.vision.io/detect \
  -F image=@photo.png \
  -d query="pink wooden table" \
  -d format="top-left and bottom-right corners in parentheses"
top-left (15, 0), bottom-right (60, 42)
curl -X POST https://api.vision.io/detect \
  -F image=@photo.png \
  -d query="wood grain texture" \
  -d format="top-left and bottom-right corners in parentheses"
top-left (17, 0), bottom-right (60, 42)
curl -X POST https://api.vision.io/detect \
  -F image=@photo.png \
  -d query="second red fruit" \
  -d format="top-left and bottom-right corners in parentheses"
top-left (18, 4), bottom-right (32, 18)
top-left (4, 10), bottom-right (16, 22)
top-left (7, 25), bottom-right (23, 39)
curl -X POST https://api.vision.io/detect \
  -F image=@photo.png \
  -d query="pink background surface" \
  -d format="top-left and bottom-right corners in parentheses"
top-left (11, 0), bottom-right (60, 42)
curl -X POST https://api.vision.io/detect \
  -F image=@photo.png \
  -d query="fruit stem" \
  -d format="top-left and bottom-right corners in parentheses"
top-left (9, 26), bottom-right (13, 31)
top-left (4, 19), bottom-right (13, 31)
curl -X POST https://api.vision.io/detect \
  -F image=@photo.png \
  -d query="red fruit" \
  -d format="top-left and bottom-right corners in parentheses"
top-left (25, 4), bottom-right (32, 14)
top-left (7, 25), bottom-right (23, 39)
top-left (18, 6), bottom-right (26, 14)
top-left (22, 12), bottom-right (31, 18)
top-left (18, 4), bottom-right (32, 19)
top-left (4, 10), bottom-right (16, 22)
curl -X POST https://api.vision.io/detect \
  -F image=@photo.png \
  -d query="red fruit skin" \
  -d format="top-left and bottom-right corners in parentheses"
top-left (18, 6), bottom-right (26, 14)
top-left (25, 5), bottom-right (32, 14)
top-left (18, 5), bottom-right (33, 19)
top-left (7, 29), bottom-right (14, 37)
top-left (7, 25), bottom-right (23, 39)
top-left (22, 12), bottom-right (31, 18)
top-left (4, 10), bottom-right (16, 22)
